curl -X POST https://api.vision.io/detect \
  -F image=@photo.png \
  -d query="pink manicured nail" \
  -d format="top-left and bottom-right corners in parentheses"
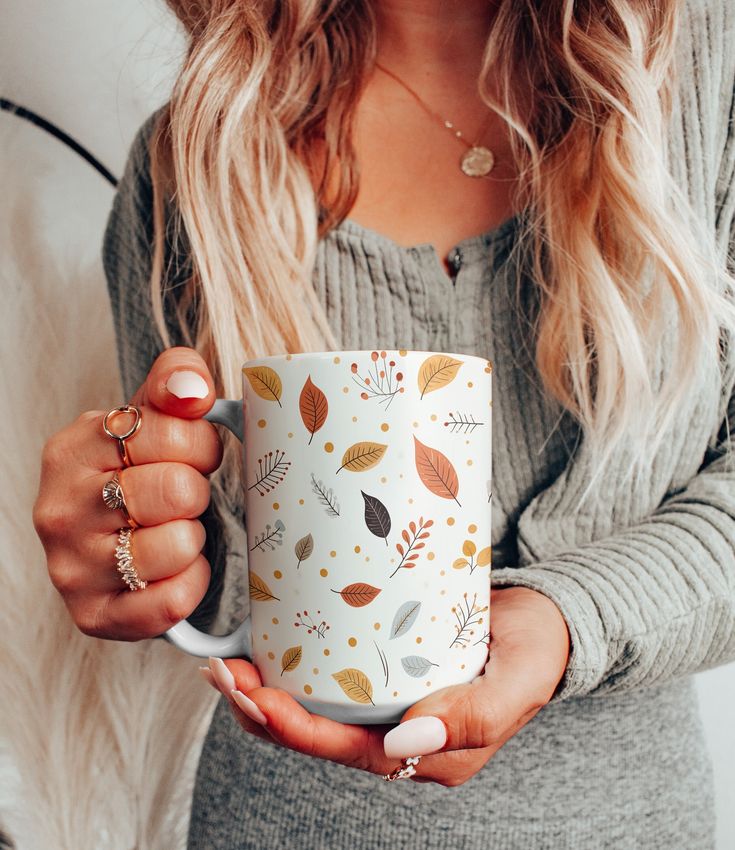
top-left (197, 666), bottom-right (219, 691)
top-left (383, 716), bottom-right (447, 759)
top-left (166, 370), bottom-right (209, 399)
top-left (231, 689), bottom-right (268, 725)
top-left (208, 656), bottom-right (236, 694)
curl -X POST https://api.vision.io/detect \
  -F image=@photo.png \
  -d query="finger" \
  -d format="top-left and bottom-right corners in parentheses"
top-left (206, 658), bottom-right (276, 745)
top-left (223, 667), bottom-right (398, 776)
top-left (79, 520), bottom-right (206, 593)
top-left (75, 406), bottom-right (222, 474)
top-left (384, 642), bottom-right (545, 759)
top-left (131, 346), bottom-right (215, 418)
top-left (92, 463), bottom-right (211, 531)
top-left (68, 552), bottom-right (212, 641)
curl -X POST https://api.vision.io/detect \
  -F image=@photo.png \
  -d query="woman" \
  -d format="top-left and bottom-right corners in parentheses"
top-left (33, 0), bottom-right (735, 847)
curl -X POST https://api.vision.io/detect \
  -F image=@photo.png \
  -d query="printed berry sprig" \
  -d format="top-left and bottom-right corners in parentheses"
top-left (449, 592), bottom-right (489, 649)
top-left (294, 609), bottom-right (330, 639)
top-left (351, 351), bottom-right (405, 409)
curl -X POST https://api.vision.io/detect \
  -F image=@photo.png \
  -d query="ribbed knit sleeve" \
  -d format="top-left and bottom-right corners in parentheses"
top-left (491, 19), bottom-right (735, 702)
top-left (101, 106), bottom-right (226, 634)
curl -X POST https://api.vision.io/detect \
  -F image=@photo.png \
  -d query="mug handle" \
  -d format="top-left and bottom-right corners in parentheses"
top-left (161, 399), bottom-right (252, 659)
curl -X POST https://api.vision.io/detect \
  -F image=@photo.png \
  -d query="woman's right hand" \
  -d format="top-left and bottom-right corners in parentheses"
top-left (32, 347), bottom-right (224, 641)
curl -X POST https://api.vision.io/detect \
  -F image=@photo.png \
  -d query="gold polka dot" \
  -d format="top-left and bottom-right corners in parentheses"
top-left (466, 459), bottom-right (473, 466)
top-left (312, 667), bottom-right (319, 675)
top-left (299, 498), bottom-right (304, 505)
top-left (286, 354), bottom-right (293, 360)
top-left (348, 637), bottom-right (357, 647)
top-left (287, 432), bottom-right (293, 438)
top-left (440, 570), bottom-right (446, 576)
top-left (380, 422), bottom-right (389, 432)
top-left (323, 648), bottom-right (330, 656)
top-left (333, 356), bottom-right (341, 364)
top-left (467, 381), bottom-right (474, 388)
top-left (272, 501), bottom-right (279, 510)
top-left (485, 365), bottom-right (492, 373)
top-left (257, 418), bottom-right (267, 429)
top-left (274, 570), bottom-right (282, 579)
top-left (304, 684), bottom-right (313, 695)
top-left (468, 523), bottom-right (477, 533)
top-left (342, 386), bottom-right (349, 393)
top-left (447, 517), bottom-right (455, 526)
top-left (320, 568), bottom-right (328, 577)
top-left (399, 349), bottom-right (408, 356)
top-left (373, 622), bottom-right (381, 630)
top-left (426, 681), bottom-right (432, 687)
top-left (324, 441), bottom-right (334, 453)
top-left (427, 552), bottom-right (435, 561)
top-left (380, 476), bottom-right (387, 483)
top-left (354, 545), bottom-right (361, 553)
top-left (262, 633), bottom-right (269, 640)
top-left (408, 498), bottom-right (414, 504)
top-left (430, 414), bottom-right (437, 422)
top-left (440, 589), bottom-right (446, 595)
top-left (393, 690), bottom-right (399, 697)
top-left (365, 556), bottom-right (370, 562)
top-left (267, 651), bottom-right (275, 660)
top-left (412, 421), bottom-right (419, 428)
top-left (272, 617), bottom-right (279, 625)
top-left (330, 550), bottom-right (336, 558)
top-left (416, 636), bottom-right (422, 644)
top-left (461, 664), bottom-right (466, 670)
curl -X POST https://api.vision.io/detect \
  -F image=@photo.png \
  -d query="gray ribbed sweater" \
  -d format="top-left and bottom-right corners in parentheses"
top-left (102, 2), bottom-right (735, 847)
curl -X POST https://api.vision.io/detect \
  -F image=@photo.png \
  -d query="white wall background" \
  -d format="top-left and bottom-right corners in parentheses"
top-left (1, 1), bottom-right (733, 847)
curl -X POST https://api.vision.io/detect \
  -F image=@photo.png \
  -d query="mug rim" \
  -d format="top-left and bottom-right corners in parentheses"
top-left (242, 349), bottom-right (493, 368)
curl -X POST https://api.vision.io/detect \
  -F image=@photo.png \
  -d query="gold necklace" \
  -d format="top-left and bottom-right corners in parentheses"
top-left (374, 61), bottom-right (496, 178)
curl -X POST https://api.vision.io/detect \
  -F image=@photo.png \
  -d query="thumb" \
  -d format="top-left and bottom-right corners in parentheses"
top-left (383, 645), bottom-right (542, 759)
top-left (131, 346), bottom-right (215, 418)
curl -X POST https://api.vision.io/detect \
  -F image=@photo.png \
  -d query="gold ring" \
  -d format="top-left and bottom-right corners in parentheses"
top-left (102, 470), bottom-right (140, 529)
top-left (382, 756), bottom-right (421, 781)
top-left (115, 528), bottom-right (147, 591)
top-left (103, 404), bottom-right (142, 467)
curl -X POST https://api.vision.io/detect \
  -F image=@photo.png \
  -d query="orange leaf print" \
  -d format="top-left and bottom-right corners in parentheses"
top-left (299, 375), bottom-right (328, 445)
top-left (331, 583), bottom-right (382, 608)
top-left (413, 436), bottom-right (461, 506)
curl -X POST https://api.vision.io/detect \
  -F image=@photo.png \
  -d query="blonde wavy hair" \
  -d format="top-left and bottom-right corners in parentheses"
top-left (148, 0), bottom-right (735, 523)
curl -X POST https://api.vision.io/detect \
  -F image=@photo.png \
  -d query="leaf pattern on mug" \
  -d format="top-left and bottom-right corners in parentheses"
top-left (310, 474), bottom-right (340, 517)
top-left (361, 491), bottom-right (391, 545)
top-left (417, 355), bottom-right (463, 399)
top-left (332, 668), bottom-right (375, 705)
top-left (336, 441), bottom-right (387, 474)
top-left (243, 366), bottom-right (283, 407)
top-left (299, 375), bottom-right (328, 445)
top-left (280, 645), bottom-right (302, 676)
top-left (249, 572), bottom-right (280, 602)
top-left (413, 437), bottom-right (461, 506)
top-left (389, 600), bottom-right (422, 640)
top-left (331, 583), bottom-right (382, 608)
top-left (248, 450), bottom-right (291, 496)
top-left (294, 532), bottom-right (314, 568)
top-left (391, 517), bottom-right (433, 578)
top-left (400, 655), bottom-right (440, 678)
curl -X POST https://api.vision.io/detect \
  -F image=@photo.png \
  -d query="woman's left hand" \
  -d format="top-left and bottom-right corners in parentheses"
top-left (202, 586), bottom-right (570, 787)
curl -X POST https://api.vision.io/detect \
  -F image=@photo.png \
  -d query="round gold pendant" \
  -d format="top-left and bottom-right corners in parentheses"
top-left (460, 146), bottom-right (495, 178)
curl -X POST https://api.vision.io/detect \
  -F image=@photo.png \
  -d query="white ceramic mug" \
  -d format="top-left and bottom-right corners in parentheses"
top-left (164, 349), bottom-right (492, 724)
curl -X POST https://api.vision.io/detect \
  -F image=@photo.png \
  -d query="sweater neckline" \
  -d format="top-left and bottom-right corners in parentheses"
top-left (330, 209), bottom-right (522, 262)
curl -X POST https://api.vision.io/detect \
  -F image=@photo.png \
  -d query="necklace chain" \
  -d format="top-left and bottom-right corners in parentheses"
top-left (373, 62), bottom-right (496, 177)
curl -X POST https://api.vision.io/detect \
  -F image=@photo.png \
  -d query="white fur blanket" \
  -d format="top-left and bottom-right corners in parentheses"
top-left (0, 123), bottom-right (216, 850)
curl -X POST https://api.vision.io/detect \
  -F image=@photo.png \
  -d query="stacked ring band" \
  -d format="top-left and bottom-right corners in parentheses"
top-left (382, 756), bottom-right (421, 781)
top-left (102, 470), bottom-right (140, 529)
top-left (115, 528), bottom-right (147, 591)
top-left (103, 404), bottom-right (142, 467)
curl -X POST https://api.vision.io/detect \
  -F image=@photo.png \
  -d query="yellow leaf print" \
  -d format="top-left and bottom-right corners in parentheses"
top-left (332, 668), bottom-right (375, 705)
top-left (462, 540), bottom-right (477, 557)
top-left (336, 441), bottom-right (387, 473)
top-left (453, 558), bottom-right (470, 570)
top-left (249, 572), bottom-right (280, 602)
top-left (280, 645), bottom-right (302, 676)
top-left (477, 547), bottom-right (492, 567)
top-left (243, 366), bottom-right (283, 407)
top-left (418, 355), bottom-right (463, 399)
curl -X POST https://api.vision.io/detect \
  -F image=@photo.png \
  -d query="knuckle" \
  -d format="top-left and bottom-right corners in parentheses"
top-left (161, 464), bottom-right (201, 517)
top-left (40, 433), bottom-right (66, 471)
top-left (461, 699), bottom-right (499, 750)
top-left (75, 597), bottom-right (110, 638)
top-left (160, 415), bottom-right (191, 458)
top-left (171, 520), bottom-right (206, 563)
top-left (48, 557), bottom-right (82, 595)
top-left (33, 497), bottom-right (71, 543)
top-left (160, 581), bottom-right (195, 627)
